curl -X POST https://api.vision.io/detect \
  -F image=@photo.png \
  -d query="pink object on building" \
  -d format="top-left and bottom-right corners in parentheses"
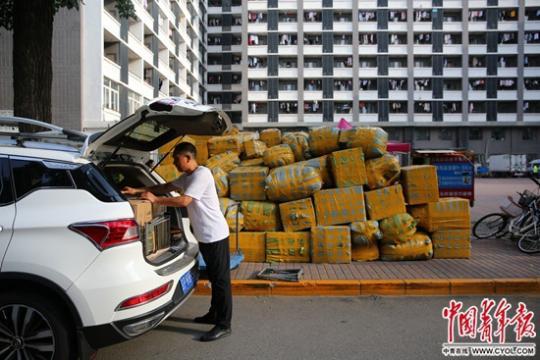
top-left (337, 118), bottom-right (353, 130)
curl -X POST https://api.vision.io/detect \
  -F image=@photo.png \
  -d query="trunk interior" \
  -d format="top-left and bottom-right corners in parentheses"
top-left (102, 162), bottom-right (188, 265)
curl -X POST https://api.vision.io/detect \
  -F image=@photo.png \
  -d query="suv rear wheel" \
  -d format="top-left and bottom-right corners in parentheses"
top-left (0, 291), bottom-right (73, 360)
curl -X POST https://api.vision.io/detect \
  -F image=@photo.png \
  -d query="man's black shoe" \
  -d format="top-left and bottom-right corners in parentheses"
top-left (193, 313), bottom-right (217, 325)
top-left (199, 325), bottom-right (231, 342)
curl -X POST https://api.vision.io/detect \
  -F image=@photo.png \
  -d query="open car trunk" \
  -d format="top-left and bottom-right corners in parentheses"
top-left (102, 162), bottom-right (188, 265)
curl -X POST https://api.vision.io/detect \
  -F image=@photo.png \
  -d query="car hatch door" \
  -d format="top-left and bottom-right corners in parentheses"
top-left (0, 155), bottom-right (16, 268)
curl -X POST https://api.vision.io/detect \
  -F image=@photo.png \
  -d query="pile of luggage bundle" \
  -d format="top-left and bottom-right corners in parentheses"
top-left (156, 126), bottom-right (471, 264)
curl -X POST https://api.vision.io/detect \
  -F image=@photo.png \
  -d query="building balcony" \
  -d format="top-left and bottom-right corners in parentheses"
top-left (469, 45), bottom-right (487, 54)
top-left (128, 33), bottom-right (153, 64)
top-left (498, 114), bottom-right (517, 122)
top-left (498, 21), bottom-right (519, 32)
top-left (524, 90), bottom-right (540, 101)
top-left (388, 114), bottom-right (408, 122)
top-left (525, 20), bottom-right (540, 31)
top-left (278, 22), bottom-right (298, 32)
top-left (357, 22), bottom-right (377, 31)
top-left (357, 90), bottom-right (378, 100)
top-left (279, 68), bottom-right (299, 77)
top-left (469, 68), bottom-right (487, 77)
top-left (413, 23), bottom-right (432, 32)
top-left (334, 68), bottom-right (353, 77)
top-left (499, 0), bottom-right (519, 6)
top-left (103, 10), bottom-right (121, 39)
top-left (304, 22), bottom-right (323, 32)
top-left (443, 22), bottom-right (463, 32)
top-left (469, 22), bottom-right (487, 31)
top-left (388, 90), bottom-right (408, 100)
top-left (468, 113), bottom-right (487, 122)
top-left (413, 114), bottom-right (433, 122)
top-left (303, 68), bottom-right (323, 77)
top-left (278, 114), bottom-right (299, 123)
top-left (497, 91), bottom-right (518, 101)
top-left (387, 22), bottom-right (407, 32)
top-left (277, 0), bottom-right (297, 10)
top-left (333, 91), bottom-right (353, 101)
top-left (413, 45), bottom-right (432, 55)
top-left (413, 91), bottom-right (432, 101)
top-left (388, 68), bottom-right (407, 77)
top-left (525, 44), bottom-right (540, 54)
top-left (468, 91), bottom-right (486, 101)
top-left (248, 91), bottom-right (268, 102)
top-left (247, 114), bottom-right (269, 123)
top-left (247, 45), bottom-right (267, 56)
top-left (304, 0), bottom-right (323, 10)
top-left (334, 0), bottom-right (353, 9)
top-left (443, 114), bottom-right (463, 122)
top-left (357, 45), bottom-right (377, 54)
top-left (334, 22), bottom-right (353, 32)
top-left (497, 68), bottom-right (518, 77)
top-left (248, 23), bottom-right (267, 32)
top-left (278, 45), bottom-right (298, 55)
top-left (103, 108), bottom-right (121, 123)
top-left (333, 114), bottom-right (353, 123)
top-left (388, 0), bottom-right (407, 8)
top-left (468, 0), bottom-right (487, 7)
top-left (443, 68), bottom-right (463, 77)
top-left (279, 91), bottom-right (298, 101)
top-left (103, 57), bottom-right (121, 83)
top-left (304, 91), bottom-right (323, 100)
top-left (443, 91), bottom-right (462, 101)
top-left (304, 45), bottom-right (323, 55)
top-left (498, 44), bottom-right (518, 53)
top-left (358, 68), bottom-right (378, 77)
top-left (413, 68), bottom-right (432, 77)
top-left (443, 45), bottom-right (462, 54)
top-left (133, 1), bottom-right (154, 27)
top-left (358, 114), bottom-right (378, 122)
top-left (333, 45), bottom-right (353, 55)
top-left (303, 114), bottom-right (324, 123)
top-left (524, 68), bottom-right (540, 77)
top-left (524, 114), bottom-right (540, 122)
top-left (388, 45), bottom-right (408, 55)
top-left (248, 68), bottom-right (268, 78)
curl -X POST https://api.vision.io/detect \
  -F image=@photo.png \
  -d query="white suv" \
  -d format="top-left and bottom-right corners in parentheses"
top-left (0, 98), bottom-right (231, 359)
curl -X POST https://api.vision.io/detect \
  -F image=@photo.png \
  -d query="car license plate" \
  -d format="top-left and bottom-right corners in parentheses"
top-left (180, 271), bottom-right (194, 294)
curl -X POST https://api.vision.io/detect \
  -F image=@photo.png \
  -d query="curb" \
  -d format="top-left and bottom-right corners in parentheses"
top-left (194, 278), bottom-right (540, 296)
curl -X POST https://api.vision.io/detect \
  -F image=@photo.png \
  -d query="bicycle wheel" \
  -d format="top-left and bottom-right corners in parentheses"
top-left (473, 213), bottom-right (508, 239)
top-left (518, 229), bottom-right (540, 254)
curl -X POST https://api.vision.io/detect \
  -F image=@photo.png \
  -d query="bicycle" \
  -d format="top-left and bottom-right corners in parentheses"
top-left (517, 199), bottom-right (540, 253)
top-left (472, 177), bottom-right (540, 240)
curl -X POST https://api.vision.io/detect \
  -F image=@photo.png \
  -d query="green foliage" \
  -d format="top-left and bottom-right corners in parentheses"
top-left (0, 0), bottom-right (135, 30)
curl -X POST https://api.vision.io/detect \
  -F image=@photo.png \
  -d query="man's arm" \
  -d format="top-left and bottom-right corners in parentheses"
top-left (122, 182), bottom-right (179, 196)
top-left (140, 191), bottom-right (193, 207)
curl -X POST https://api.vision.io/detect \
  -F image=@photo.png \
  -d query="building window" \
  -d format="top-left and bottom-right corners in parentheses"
top-left (469, 128), bottom-right (483, 140)
top-left (439, 129), bottom-right (454, 141)
top-left (103, 78), bottom-right (120, 113)
top-left (415, 128), bottom-right (430, 141)
top-left (522, 128), bottom-right (537, 141)
top-left (127, 91), bottom-right (142, 115)
top-left (491, 129), bottom-right (506, 141)
top-left (389, 101), bottom-right (407, 113)
top-left (524, 101), bottom-right (540, 113)
top-left (279, 101), bottom-right (298, 114)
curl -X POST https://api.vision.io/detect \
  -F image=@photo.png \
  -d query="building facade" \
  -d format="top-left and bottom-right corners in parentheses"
top-left (207, 0), bottom-right (540, 159)
top-left (0, 0), bottom-right (207, 132)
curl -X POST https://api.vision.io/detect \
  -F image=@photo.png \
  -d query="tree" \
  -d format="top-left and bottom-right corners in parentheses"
top-left (0, 0), bottom-right (135, 125)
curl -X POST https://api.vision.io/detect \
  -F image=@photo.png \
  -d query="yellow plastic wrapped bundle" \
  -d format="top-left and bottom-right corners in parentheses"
top-left (208, 135), bottom-right (242, 156)
top-left (212, 167), bottom-right (229, 197)
top-left (282, 132), bottom-right (311, 161)
top-left (206, 151), bottom-right (240, 173)
top-left (364, 184), bottom-right (407, 220)
top-left (350, 220), bottom-right (382, 247)
top-left (365, 154), bottom-right (401, 190)
top-left (342, 127), bottom-right (388, 159)
top-left (228, 166), bottom-right (268, 201)
top-left (311, 226), bottom-right (351, 264)
top-left (298, 156), bottom-right (334, 188)
top-left (379, 213), bottom-right (417, 245)
top-left (431, 229), bottom-right (471, 259)
top-left (279, 198), bottom-right (317, 232)
top-left (244, 139), bottom-right (267, 159)
top-left (266, 232), bottom-right (310, 263)
top-left (309, 127), bottom-right (340, 156)
top-left (223, 126), bottom-right (240, 136)
top-left (219, 198), bottom-right (244, 233)
top-left (241, 201), bottom-right (281, 231)
top-left (265, 165), bottom-right (322, 202)
top-left (400, 165), bottom-right (440, 205)
top-left (237, 132), bottom-right (258, 154)
top-left (380, 232), bottom-right (433, 261)
top-left (259, 128), bottom-right (282, 147)
top-left (408, 197), bottom-right (471, 232)
top-left (313, 186), bottom-right (366, 226)
top-left (231, 232), bottom-right (266, 262)
top-left (155, 164), bottom-right (180, 182)
top-left (240, 158), bottom-right (265, 167)
top-left (263, 144), bottom-right (295, 168)
top-left (158, 135), bottom-right (211, 166)
top-left (330, 148), bottom-right (368, 188)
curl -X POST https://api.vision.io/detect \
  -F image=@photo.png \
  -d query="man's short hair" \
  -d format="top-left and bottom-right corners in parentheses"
top-left (173, 142), bottom-right (197, 159)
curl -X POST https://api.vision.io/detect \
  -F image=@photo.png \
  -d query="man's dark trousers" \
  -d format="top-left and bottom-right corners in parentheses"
top-left (199, 237), bottom-right (232, 328)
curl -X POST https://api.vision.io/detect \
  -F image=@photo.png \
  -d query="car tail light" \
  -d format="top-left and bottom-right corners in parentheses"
top-left (69, 219), bottom-right (139, 250)
top-left (117, 281), bottom-right (173, 310)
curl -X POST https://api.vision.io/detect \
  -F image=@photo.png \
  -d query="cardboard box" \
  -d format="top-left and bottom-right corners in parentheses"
top-left (364, 184), bottom-right (407, 220)
top-left (432, 229), bottom-right (471, 259)
top-left (240, 158), bottom-right (265, 167)
top-left (311, 226), bottom-right (351, 264)
top-left (330, 147), bottom-right (368, 188)
top-left (207, 135), bottom-right (242, 156)
top-left (408, 197), bottom-right (471, 232)
top-left (263, 144), bottom-right (295, 168)
top-left (298, 156), bottom-right (334, 188)
top-left (206, 151), bottom-right (240, 173)
top-left (244, 139), bottom-right (267, 159)
top-left (279, 198), bottom-right (317, 232)
top-left (266, 165), bottom-right (322, 202)
top-left (129, 199), bottom-right (153, 225)
top-left (241, 201), bottom-right (281, 231)
top-left (229, 166), bottom-right (269, 201)
top-left (365, 154), bottom-right (401, 190)
top-left (212, 167), bottom-right (229, 197)
top-left (309, 127), bottom-right (340, 157)
top-left (313, 186), bottom-right (367, 226)
top-left (259, 128), bottom-right (282, 147)
top-left (265, 232), bottom-right (310, 263)
top-left (400, 165), bottom-right (439, 205)
top-left (230, 232), bottom-right (266, 262)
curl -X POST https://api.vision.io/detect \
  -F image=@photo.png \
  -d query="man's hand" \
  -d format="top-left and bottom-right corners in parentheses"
top-left (141, 191), bottom-right (158, 204)
top-left (122, 186), bottom-right (142, 195)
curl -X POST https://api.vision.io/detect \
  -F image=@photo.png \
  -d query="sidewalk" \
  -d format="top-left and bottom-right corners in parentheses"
top-left (195, 178), bottom-right (540, 296)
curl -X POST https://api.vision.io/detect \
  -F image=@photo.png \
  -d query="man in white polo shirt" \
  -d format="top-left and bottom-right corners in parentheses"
top-left (122, 142), bottom-right (232, 342)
